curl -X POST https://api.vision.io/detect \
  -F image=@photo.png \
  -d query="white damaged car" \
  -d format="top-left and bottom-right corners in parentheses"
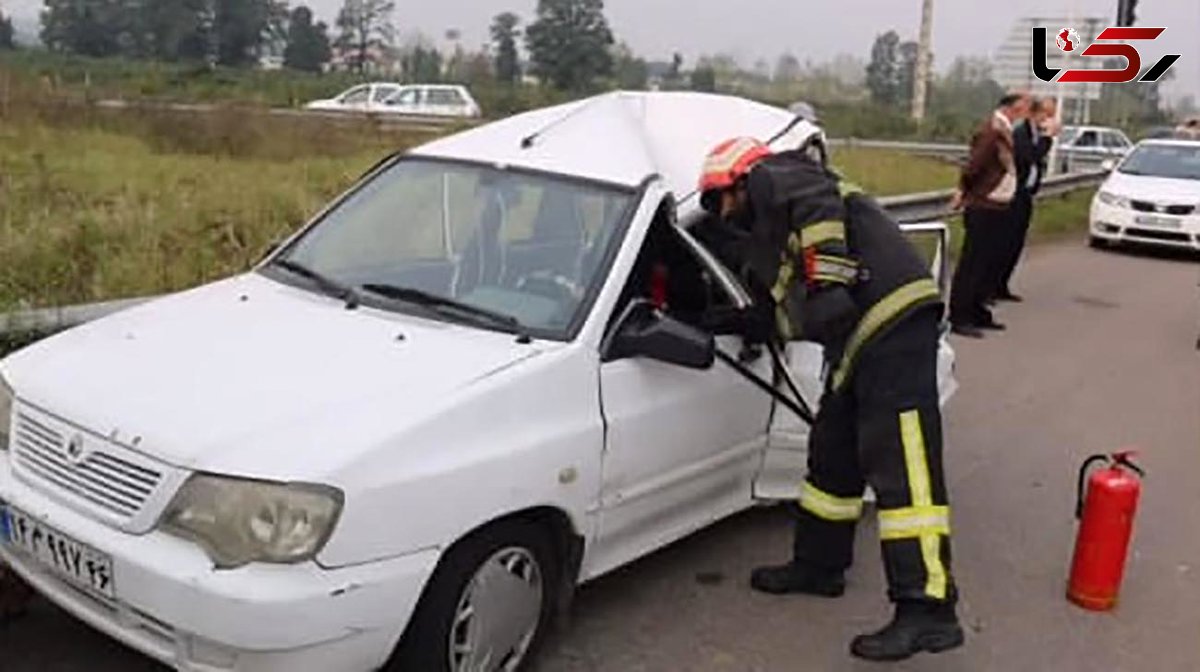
top-left (0, 92), bottom-right (956, 672)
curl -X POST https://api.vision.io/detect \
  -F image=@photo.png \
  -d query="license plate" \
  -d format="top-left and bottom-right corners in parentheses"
top-left (1134, 215), bottom-right (1183, 229)
top-left (0, 507), bottom-right (114, 599)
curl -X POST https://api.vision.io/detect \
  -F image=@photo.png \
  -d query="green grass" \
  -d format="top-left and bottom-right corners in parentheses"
top-left (830, 148), bottom-right (959, 197)
top-left (0, 73), bottom-right (1039, 314)
top-left (0, 121), bottom-right (396, 311)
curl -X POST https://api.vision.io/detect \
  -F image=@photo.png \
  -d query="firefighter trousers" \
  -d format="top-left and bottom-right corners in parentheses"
top-left (791, 306), bottom-right (957, 604)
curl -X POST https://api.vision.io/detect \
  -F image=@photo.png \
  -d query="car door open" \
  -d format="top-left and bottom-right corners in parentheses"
top-left (591, 203), bottom-right (774, 577)
top-left (753, 220), bottom-right (958, 502)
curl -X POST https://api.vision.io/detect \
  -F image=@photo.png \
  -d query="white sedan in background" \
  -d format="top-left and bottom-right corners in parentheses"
top-left (1090, 139), bottom-right (1200, 251)
top-left (0, 92), bottom-right (954, 672)
top-left (304, 83), bottom-right (482, 119)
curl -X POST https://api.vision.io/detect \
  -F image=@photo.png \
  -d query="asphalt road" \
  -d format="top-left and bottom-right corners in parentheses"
top-left (2, 239), bottom-right (1197, 671)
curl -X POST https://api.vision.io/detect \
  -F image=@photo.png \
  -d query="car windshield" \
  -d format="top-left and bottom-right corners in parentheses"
top-left (1118, 144), bottom-right (1200, 180)
top-left (269, 158), bottom-right (636, 339)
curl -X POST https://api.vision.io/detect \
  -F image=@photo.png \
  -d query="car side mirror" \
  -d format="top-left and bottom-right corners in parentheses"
top-left (604, 300), bottom-right (715, 370)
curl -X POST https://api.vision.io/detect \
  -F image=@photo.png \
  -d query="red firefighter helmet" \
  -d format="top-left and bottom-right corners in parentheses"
top-left (698, 137), bottom-right (772, 211)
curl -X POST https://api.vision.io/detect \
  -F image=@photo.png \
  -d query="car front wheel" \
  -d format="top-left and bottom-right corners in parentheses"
top-left (387, 521), bottom-right (560, 672)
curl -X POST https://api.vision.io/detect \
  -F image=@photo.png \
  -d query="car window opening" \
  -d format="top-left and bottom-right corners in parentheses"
top-left (609, 207), bottom-right (745, 346)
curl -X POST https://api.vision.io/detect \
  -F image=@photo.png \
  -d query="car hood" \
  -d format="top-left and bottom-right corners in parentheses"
top-left (1103, 171), bottom-right (1200, 203)
top-left (3, 274), bottom-right (553, 472)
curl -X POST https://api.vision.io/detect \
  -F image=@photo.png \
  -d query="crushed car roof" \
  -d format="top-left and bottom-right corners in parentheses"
top-left (410, 91), bottom-right (813, 202)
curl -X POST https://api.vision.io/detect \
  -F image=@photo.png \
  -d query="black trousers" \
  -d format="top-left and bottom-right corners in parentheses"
top-left (791, 308), bottom-right (957, 604)
top-left (995, 191), bottom-right (1034, 297)
top-left (949, 206), bottom-right (1008, 326)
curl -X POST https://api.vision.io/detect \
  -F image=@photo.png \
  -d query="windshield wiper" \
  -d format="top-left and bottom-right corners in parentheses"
top-left (272, 258), bottom-right (360, 309)
top-left (360, 283), bottom-right (530, 338)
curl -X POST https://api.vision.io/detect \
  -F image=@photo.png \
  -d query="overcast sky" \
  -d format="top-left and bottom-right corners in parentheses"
top-left (7, 0), bottom-right (1198, 101)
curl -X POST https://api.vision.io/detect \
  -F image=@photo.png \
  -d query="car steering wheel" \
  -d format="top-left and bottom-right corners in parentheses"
top-left (515, 270), bottom-right (584, 304)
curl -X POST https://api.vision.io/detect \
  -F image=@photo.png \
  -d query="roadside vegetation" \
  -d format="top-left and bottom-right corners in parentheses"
top-left (0, 60), bottom-right (1091, 316)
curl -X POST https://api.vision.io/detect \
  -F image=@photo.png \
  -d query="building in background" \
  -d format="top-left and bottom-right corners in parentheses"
top-left (993, 16), bottom-right (1105, 124)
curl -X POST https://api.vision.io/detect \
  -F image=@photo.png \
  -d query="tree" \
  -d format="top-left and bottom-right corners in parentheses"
top-left (865, 30), bottom-right (903, 107)
top-left (335, 0), bottom-right (395, 73)
top-left (283, 5), bottom-right (331, 72)
top-left (613, 42), bottom-right (647, 89)
top-left (774, 52), bottom-right (802, 83)
top-left (463, 50), bottom-right (495, 86)
top-left (928, 56), bottom-right (1004, 127)
top-left (401, 45), bottom-right (442, 82)
top-left (0, 10), bottom-right (15, 50)
top-left (490, 12), bottom-right (521, 85)
top-left (137, 0), bottom-right (212, 61)
top-left (525, 0), bottom-right (614, 91)
top-left (669, 51), bottom-right (682, 80)
top-left (691, 64), bottom-right (716, 92)
top-left (751, 58), bottom-right (771, 82)
top-left (42, 0), bottom-right (138, 57)
top-left (213, 0), bottom-right (273, 66)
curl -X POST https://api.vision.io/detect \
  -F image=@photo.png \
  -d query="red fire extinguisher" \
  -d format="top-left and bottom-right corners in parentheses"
top-left (1067, 451), bottom-right (1145, 611)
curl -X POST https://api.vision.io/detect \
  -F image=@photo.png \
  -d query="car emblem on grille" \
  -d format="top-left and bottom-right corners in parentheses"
top-left (65, 433), bottom-right (87, 464)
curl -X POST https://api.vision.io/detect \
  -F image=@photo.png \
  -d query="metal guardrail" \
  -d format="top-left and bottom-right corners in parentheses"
top-left (880, 170), bottom-right (1108, 224)
top-left (828, 138), bottom-right (1117, 174)
top-left (0, 169), bottom-right (1107, 340)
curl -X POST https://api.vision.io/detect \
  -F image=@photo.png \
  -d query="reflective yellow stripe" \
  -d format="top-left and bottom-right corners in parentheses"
top-left (878, 505), bottom-right (950, 540)
top-left (800, 482), bottom-right (864, 522)
top-left (900, 411), bottom-right (933, 506)
top-left (831, 279), bottom-right (940, 391)
top-left (922, 534), bottom-right (949, 600)
top-left (801, 221), bottom-right (846, 248)
top-left (815, 254), bottom-right (858, 268)
top-left (772, 256), bottom-right (795, 303)
top-left (839, 181), bottom-right (865, 197)
top-left (889, 410), bottom-right (949, 600)
top-left (813, 255), bottom-right (859, 284)
top-left (776, 305), bottom-right (793, 339)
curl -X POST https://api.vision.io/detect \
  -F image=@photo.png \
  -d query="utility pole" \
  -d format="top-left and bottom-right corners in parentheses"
top-left (911, 0), bottom-right (934, 122)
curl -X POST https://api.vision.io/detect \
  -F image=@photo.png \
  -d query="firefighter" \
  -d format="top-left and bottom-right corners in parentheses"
top-left (697, 135), bottom-right (964, 661)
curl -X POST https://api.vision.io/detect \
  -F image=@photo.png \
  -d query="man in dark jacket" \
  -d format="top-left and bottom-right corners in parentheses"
top-left (698, 137), bottom-right (963, 662)
top-left (992, 97), bottom-right (1059, 302)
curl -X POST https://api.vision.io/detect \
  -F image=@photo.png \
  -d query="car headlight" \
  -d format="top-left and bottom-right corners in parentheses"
top-left (0, 374), bottom-right (13, 453)
top-left (160, 474), bottom-right (343, 569)
top-left (1097, 191), bottom-right (1130, 208)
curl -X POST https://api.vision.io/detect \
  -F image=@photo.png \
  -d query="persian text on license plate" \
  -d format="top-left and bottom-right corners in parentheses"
top-left (0, 506), bottom-right (114, 599)
top-left (1134, 215), bottom-right (1182, 229)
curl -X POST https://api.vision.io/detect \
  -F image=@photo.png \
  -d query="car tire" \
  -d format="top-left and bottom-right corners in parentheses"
top-left (386, 520), bottom-right (560, 672)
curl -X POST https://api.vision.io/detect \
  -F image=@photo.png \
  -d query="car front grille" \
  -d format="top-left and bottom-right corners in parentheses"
top-left (10, 407), bottom-right (182, 531)
top-left (1129, 200), bottom-right (1195, 216)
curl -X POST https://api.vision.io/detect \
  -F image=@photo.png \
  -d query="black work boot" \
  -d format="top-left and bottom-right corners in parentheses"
top-left (749, 562), bottom-right (845, 597)
top-left (850, 600), bottom-right (964, 661)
